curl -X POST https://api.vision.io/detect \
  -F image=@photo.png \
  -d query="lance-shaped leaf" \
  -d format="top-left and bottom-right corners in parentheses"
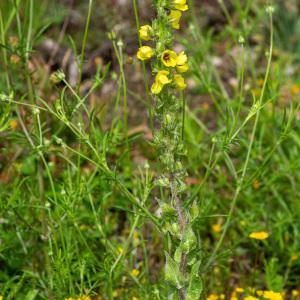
top-left (165, 251), bottom-right (184, 289)
top-left (187, 261), bottom-right (203, 300)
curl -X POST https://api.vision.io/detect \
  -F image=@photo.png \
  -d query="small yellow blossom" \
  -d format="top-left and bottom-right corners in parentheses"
top-left (66, 298), bottom-right (74, 300)
top-left (161, 50), bottom-right (178, 67)
top-left (139, 25), bottom-right (152, 41)
top-left (0, 296), bottom-right (3, 300)
top-left (245, 296), bottom-right (258, 300)
top-left (131, 268), bottom-right (140, 277)
top-left (291, 84), bottom-right (300, 95)
top-left (207, 294), bottom-right (219, 300)
top-left (256, 291), bottom-right (264, 297)
top-left (173, 0), bottom-right (189, 11)
top-left (132, 297), bottom-right (139, 300)
top-left (177, 51), bottom-right (187, 65)
top-left (151, 70), bottom-right (171, 94)
top-left (212, 223), bottom-right (221, 233)
top-left (263, 291), bottom-right (283, 300)
top-left (220, 294), bottom-right (225, 300)
top-left (249, 231), bottom-right (269, 240)
top-left (235, 287), bottom-right (244, 293)
top-left (174, 74), bottom-right (187, 90)
top-left (76, 296), bottom-right (91, 300)
top-left (230, 297), bottom-right (238, 300)
top-left (137, 46), bottom-right (154, 61)
top-left (292, 290), bottom-right (299, 297)
top-left (252, 179), bottom-right (260, 190)
top-left (10, 119), bottom-right (18, 131)
top-left (176, 51), bottom-right (189, 73)
top-left (170, 10), bottom-right (182, 29)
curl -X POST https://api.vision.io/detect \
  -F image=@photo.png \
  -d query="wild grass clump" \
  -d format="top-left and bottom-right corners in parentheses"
top-left (1, 0), bottom-right (300, 299)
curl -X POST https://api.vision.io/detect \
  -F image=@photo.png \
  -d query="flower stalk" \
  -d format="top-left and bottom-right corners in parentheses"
top-left (136, 0), bottom-right (202, 299)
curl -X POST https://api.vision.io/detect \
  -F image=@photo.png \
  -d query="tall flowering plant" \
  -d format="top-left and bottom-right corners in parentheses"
top-left (137, 0), bottom-right (203, 299)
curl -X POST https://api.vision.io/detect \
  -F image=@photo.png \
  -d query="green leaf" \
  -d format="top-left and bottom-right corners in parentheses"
top-left (187, 261), bottom-right (203, 300)
top-left (165, 251), bottom-right (183, 289)
top-left (24, 290), bottom-right (39, 300)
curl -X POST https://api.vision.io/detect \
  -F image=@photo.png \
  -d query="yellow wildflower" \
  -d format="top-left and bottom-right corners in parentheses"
top-left (207, 294), bottom-right (219, 300)
top-left (139, 25), bottom-right (152, 41)
top-left (212, 224), bottom-right (221, 233)
top-left (220, 294), bottom-right (225, 300)
top-left (137, 46), bottom-right (154, 61)
top-left (161, 50), bottom-right (178, 67)
top-left (10, 119), bottom-right (18, 131)
top-left (256, 291), bottom-right (264, 297)
top-left (66, 298), bottom-right (74, 300)
top-left (263, 291), bottom-right (283, 300)
top-left (252, 179), bottom-right (260, 190)
top-left (249, 231), bottom-right (269, 240)
top-left (173, 0), bottom-right (189, 11)
top-left (292, 290), bottom-right (299, 297)
top-left (291, 84), bottom-right (300, 95)
top-left (245, 297), bottom-right (258, 300)
top-left (151, 70), bottom-right (171, 94)
top-left (177, 51), bottom-right (187, 65)
top-left (132, 297), bottom-right (139, 300)
top-left (131, 268), bottom-right (140, 277)
top-left (170, 10), bottom-right (182, 29)
top-left (0, 296), bottom-right (3, 300)
top-left (176, 51), bottom-right (189, 73)
top-left (235, 287), bottom-right (244, 293)
top-left (174, 74), bottom-right (187, 90)
top-left (76, 296), bottom-right (91, 300)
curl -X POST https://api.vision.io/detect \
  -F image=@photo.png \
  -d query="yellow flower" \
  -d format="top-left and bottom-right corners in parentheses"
top-left (170, 10), bottom-right (182, 29)
top-left (212, 224), bottom-right (221, 233)
top-left (256, 291), bottom-right (264, 297)
top-left (132, 297), bottom-right (139, 300)
top-left (177, 51), bottom-right (188, 65)
top-left (0, 296), bottom-right (3, 300)
top-left (151, 70), bottom-right (171, 94)
top-left (131, 268), bottom-right (140, 277)
top-left (176, 51), bottom-right (189, 73)
top-left (207, 294), bottom-right (219, 300)
top-left (161, 50), bottom-right (178, 67)
top-left (137, 46), bottom-right (154, 60)
top-left (235, 287), bottom-right (244, 294)
top-left (291, 84), bottom-right (300, 95)
top-left (263, 291), bottom-right (283, 300)
top-left (174, 74), bottom-right (187, 90)
top-left (66, 297), bottom-right (74, 300)
top-left (245, 297), bottom-right (258, 300)
top-left (292, 290), bottom-right (299, 297)
top-left (173, 0), bottom-right (189, 11)
top-left (76, 296), bottom-right (91, 300)
top-left (220, 294), bottom-right (225, 300)
top-left (249, 231), bottom-right (269, 240)
top-left (139, 25), bottom-right (152, 41)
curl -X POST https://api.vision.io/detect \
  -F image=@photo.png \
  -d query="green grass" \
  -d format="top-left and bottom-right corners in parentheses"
top-left (1, 0), bottom-right (300, 299)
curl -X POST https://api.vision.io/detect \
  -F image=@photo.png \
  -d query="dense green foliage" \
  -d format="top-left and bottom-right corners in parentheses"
top-left (1, 0), bottom-right (300, 299)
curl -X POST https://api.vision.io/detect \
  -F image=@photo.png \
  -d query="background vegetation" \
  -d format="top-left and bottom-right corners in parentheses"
top-left (1, 0), bottom-right (300, 299)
